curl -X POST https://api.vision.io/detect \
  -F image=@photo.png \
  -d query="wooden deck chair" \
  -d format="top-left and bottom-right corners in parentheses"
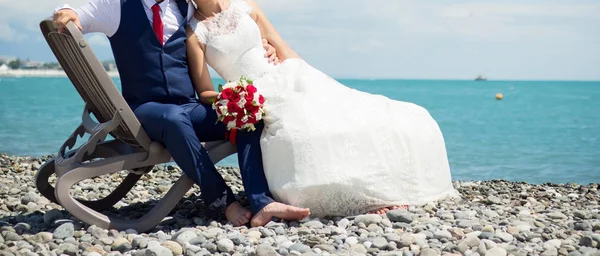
top-left (34, 19), bottom-right (236, 232)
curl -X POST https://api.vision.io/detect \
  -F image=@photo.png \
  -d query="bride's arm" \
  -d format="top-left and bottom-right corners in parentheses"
top-left (245, 0), bottom-right (300, 61)
top-left (186, 26), bottom-right (218, 104)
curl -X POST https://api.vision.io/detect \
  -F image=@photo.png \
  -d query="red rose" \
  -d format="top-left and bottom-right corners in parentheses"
top-left (258, 95), bottom-right (265, 104)
top-left (223, 115), bottom-right (235, 124)
top-left (236, 118), bottom-right (245, 128)
top-left (235, 85), bottom-right (244, 92)
top-left (229, 91), bottom-right (241, 103)
top-left (244, 92), bottom-right (254, 102)
top-left (244, 100), bottom-right (254, 109)
top-left (246, 104), bottom-right (259, 115)
top-left (236, 107), bottom-right (245, 116)
top-left (227, 101), bottom-right (240, 113)
top-left (247, 115), bottom-right (257, 124)
top-left (221, 88), bottom-right (233, 100)
top-left (246, 84), bottom-right (257, 94)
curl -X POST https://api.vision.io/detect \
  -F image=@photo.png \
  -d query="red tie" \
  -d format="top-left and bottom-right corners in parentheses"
top-left (152, 3), bottom-right (164, 45)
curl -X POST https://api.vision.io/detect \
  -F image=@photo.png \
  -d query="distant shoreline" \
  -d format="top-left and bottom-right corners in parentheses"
top-left (0, 69), bottom-right (119, 78)
top-left (1, 70), bottom-right (599, 82)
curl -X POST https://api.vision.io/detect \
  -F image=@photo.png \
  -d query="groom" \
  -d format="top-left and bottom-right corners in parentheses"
top-left (52, 0), bottom-right (309, 226)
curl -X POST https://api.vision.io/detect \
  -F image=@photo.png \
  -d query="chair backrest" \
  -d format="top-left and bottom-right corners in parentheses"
top-left (39, 20), bottom-right (152, 150)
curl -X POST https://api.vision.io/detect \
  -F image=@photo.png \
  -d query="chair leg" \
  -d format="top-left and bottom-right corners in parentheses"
top-left (55, 163), bottom-right (194, 232)
top-left (36, 158), bottom-right (147, 211)
top-left (53, 141), bottom-right (235, 232)
top-left (36, 139), bottom-right (153, 210)
top-left (35, 158), bottom-right (60, 205)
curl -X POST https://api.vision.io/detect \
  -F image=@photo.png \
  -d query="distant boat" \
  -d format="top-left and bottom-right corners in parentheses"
top-left (475, 75), bottom-right (487, 81)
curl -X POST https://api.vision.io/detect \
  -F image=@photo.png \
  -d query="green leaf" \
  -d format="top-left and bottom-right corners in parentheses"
top-left (218, 84), bottom-right (223, 92)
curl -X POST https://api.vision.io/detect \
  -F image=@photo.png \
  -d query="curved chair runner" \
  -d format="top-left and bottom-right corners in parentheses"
top-left (35, 19), bottom-right (236, 232)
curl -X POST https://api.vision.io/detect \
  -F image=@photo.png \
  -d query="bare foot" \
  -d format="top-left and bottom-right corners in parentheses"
top-left (250, 202), bottom-right (310, 227)
top-left (225, 202), bottom-right (251, 227)
top-left (368, 205), bottom-right (409, 215)
top-left (388, 205), bottom-right (409, 210)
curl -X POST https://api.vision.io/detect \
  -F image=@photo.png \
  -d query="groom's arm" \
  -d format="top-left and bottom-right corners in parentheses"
top-left (52, 0), bottom-right (120, 36)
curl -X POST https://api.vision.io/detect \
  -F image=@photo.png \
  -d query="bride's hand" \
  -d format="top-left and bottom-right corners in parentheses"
top-left (262, 38), bottom-right (280, 65)
top-left (199, 91), bottom-right (218, 105)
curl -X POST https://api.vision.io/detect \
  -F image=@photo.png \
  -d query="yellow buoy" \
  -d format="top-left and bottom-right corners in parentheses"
top-left (495, 93), bottom-right (503, 100)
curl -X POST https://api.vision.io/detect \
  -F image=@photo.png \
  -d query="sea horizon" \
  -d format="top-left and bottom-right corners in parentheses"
top-left (1, 69), bottom-right (599, 83)
top-left (1, 77), bottom-right (599, 185)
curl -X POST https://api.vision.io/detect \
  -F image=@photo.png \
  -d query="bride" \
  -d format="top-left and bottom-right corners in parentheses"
top-left (187, 0), bottom-right (459, 224)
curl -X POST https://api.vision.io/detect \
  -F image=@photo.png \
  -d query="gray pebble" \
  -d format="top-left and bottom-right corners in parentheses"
top-left (217, 239), bottom-right (234, 253)
top-left (387, 210), bottom-right (413, 223)
top-left (132, 237), bottom-right (149, 249)
top-left (173, 230), bottom-right (197, 245)
top-left (354, 214), bottom-right (382, 226)
top-left (145, 245), bottom-right (173, 256)
top-left (574, 210), bottom-right (591, 219)
top-left (337, 218), bottom-right (350, 229)
top-left (255, 244), bottom-right (278, 256)
top-left (2, 158), bottom-right (600, 256)
top-left (495, 232), bottom-right (514, 242)
top-left (420, 248), bottom-right (439, 256)
top-left (370, 237), bottom-right (388, 249)
top-left (288, 243), bottom-right (310, 253)
top-left (575, 222), bottom-right (592, 231)
top-left (302, 221), bottom-right (323, 229)
top-left (57, 243), bottom-right (78, 256)
top-left (52, 223), bottom-right (74, 240)
top-left (547, 212), bottom-right (568, 220)
top-left (486, 247), bottom-right (507, 256)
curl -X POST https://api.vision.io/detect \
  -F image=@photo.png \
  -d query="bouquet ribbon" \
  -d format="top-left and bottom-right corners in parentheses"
top-left (225, 129), bottom-right (237, 145)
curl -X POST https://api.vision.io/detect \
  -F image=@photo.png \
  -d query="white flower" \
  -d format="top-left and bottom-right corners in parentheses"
top-left (219, 99), bottom-right (229, 106)
top-left (227, 120), bottom-right (236, 130)
top-left (223, 81), bottom-right (236, 90)
top-left (237, 97), bottom-right (246, 109)
top-left (219, 106), bottom-right (228, 115)
top-left (255, 111), bottom-right (262, 121)
top-left (242, 123), bottom-right (255, 131)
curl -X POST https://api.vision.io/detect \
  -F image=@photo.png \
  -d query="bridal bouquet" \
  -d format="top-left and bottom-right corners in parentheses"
top-left (212, 76), bottom-right (266, 133)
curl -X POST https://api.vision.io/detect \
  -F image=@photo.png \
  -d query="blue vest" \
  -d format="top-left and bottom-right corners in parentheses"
top-left (109, 0), bottom-right (196, 106)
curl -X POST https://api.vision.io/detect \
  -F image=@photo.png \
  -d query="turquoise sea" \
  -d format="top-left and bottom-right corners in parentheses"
top-left (1, 77), bottom-right (599, 185)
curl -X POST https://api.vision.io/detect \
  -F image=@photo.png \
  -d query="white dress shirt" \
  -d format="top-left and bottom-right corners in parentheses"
top-left (54, 0), bottom-right (195, 41)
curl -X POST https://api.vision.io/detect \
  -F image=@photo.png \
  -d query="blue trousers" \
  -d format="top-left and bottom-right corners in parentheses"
top-left (132, 101), bottom-right (274, 216)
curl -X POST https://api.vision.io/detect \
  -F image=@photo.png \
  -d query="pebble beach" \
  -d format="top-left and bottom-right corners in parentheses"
top-left (1, 153), bottom-right (599, 256)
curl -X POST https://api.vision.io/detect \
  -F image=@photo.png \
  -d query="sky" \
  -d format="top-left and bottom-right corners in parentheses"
top-left (0, 0), bottom-right (599, 80)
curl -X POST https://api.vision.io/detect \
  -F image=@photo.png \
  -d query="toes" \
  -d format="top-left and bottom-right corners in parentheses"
top-left (235, 216), bottom-right (249, 227)
top-left (231, 212), bottom-right (251, 227)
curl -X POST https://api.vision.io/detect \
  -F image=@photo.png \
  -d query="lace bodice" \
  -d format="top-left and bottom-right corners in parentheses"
top-left (189, 0), bottom-right (276, 81)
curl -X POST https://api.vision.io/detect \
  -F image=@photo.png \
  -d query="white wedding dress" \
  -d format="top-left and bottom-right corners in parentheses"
top-left (190, 0), bottom-right (459, 217)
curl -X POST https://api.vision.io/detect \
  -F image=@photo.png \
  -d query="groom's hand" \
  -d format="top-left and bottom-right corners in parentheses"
top-left (262, 38), bottom-right (280, 65)
top-left (53, 8), bottom-right (82, 33)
